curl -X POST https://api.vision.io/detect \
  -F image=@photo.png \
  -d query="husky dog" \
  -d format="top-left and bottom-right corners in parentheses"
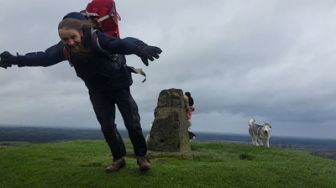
top-left (248, 118), bottom-right (272, 148)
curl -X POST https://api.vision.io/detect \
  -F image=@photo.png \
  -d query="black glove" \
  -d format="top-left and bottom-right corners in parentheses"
top-left (136, 42), bottom-right (162, 66)
top-left (0, 51), bottom-right (19, 69)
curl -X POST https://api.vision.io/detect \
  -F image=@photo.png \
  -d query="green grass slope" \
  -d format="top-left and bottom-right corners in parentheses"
top-left (0, 140), bottom-right (335, 188)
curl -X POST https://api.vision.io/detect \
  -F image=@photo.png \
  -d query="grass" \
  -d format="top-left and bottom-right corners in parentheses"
top-left (0, 140), bottom-right (335, 188)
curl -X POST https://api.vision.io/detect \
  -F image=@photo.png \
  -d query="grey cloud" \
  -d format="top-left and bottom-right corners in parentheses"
top-left (0, 0), bottom-right (336, 139)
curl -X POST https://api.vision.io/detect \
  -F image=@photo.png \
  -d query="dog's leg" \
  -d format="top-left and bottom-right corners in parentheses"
top-left (265, 140), bottom-right (270, 148)
top-left (251, 138), bottom-right (254, 145)
top-left (252, 137), bottom-right (257, 146)
top-left (261, 139), bottom-right (266, 147)
top-left (261, 139), bottom-right (269, 148)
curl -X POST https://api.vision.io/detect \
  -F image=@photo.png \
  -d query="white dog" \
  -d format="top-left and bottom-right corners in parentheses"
top-left (248, 118), bottom-right (272, 148)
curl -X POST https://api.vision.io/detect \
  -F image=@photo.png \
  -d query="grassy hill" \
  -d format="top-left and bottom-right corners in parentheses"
top-left (0, 140), bottom-right (335, 188)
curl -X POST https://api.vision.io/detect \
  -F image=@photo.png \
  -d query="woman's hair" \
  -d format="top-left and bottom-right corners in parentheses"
top-left (185, 91), bottom-right (194, 106)
top-left (58, 18), bottom-right (93, 31)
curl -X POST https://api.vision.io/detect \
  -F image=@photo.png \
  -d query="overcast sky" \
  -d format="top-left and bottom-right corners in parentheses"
top-left (0, 0), bottom-right (336, 139)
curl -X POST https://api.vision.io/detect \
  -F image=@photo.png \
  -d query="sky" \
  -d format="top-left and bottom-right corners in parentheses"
top-left (0, 0), bottom-right (336, 139)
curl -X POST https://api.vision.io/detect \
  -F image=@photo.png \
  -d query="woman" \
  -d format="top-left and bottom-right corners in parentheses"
top-left (185, 91), bottom-right (195, 120)
top-left (0, 12), bottom-right (162, 172)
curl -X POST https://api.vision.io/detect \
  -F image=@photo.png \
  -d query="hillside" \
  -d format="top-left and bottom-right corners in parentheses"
top-left (0, 140), bottom-right (335, 188)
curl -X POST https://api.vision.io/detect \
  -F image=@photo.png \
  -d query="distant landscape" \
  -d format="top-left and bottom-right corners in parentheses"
top-left (1, 126), bottom-right (335, 159)
top-left (0, 126), bottom-right (104, 143)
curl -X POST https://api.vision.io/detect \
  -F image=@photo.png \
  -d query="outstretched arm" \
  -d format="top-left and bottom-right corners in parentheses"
top-left (0, 41), bottom-right (66, 68)
top-left (96, 32), bottom-right (162, 66)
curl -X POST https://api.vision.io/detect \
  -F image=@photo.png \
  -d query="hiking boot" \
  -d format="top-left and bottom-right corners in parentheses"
top-left (137, 157), bottom-right (151, 171)
top-left (105, 158), bottom-right (126, 173)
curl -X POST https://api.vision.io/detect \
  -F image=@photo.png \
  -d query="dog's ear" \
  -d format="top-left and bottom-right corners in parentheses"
top-left (249, 118), bottom-right (255, 126)
top-left (264, 123), bottom-right (271, 128)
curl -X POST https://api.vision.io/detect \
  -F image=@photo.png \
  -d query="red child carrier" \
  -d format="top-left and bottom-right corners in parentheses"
top-left (64, 1), bottom-right (147, 81)
top-left (83, 0), bottom-right (121, 38)
top-left (64, 0), bottom-right (121, 61)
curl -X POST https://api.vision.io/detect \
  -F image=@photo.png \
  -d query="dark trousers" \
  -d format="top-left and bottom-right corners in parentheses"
top-left (89, 87), bottom-right (147, 161)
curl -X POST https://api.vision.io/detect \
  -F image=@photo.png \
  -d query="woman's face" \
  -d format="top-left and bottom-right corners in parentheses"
top-left (58, 28), bottom-right (83, 51)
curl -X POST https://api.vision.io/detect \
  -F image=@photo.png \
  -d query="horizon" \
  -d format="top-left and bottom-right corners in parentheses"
top-left (1, 124), bottom-right (335, 141)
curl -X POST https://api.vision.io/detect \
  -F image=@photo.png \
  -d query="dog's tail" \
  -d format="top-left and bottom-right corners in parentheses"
top-left (249, 118), bottom-right (255, 127)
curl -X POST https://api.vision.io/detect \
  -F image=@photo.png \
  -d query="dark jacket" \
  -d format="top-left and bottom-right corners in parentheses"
top-left (16, 30), bottom-right (145, 91)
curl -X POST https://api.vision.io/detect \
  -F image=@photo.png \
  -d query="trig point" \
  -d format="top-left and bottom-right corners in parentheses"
top-left (147, 88), bottom-right (191, 152)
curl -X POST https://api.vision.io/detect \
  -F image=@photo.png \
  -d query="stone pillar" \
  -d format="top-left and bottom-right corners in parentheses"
top-left (147, 88), bottom-right (191, 152)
